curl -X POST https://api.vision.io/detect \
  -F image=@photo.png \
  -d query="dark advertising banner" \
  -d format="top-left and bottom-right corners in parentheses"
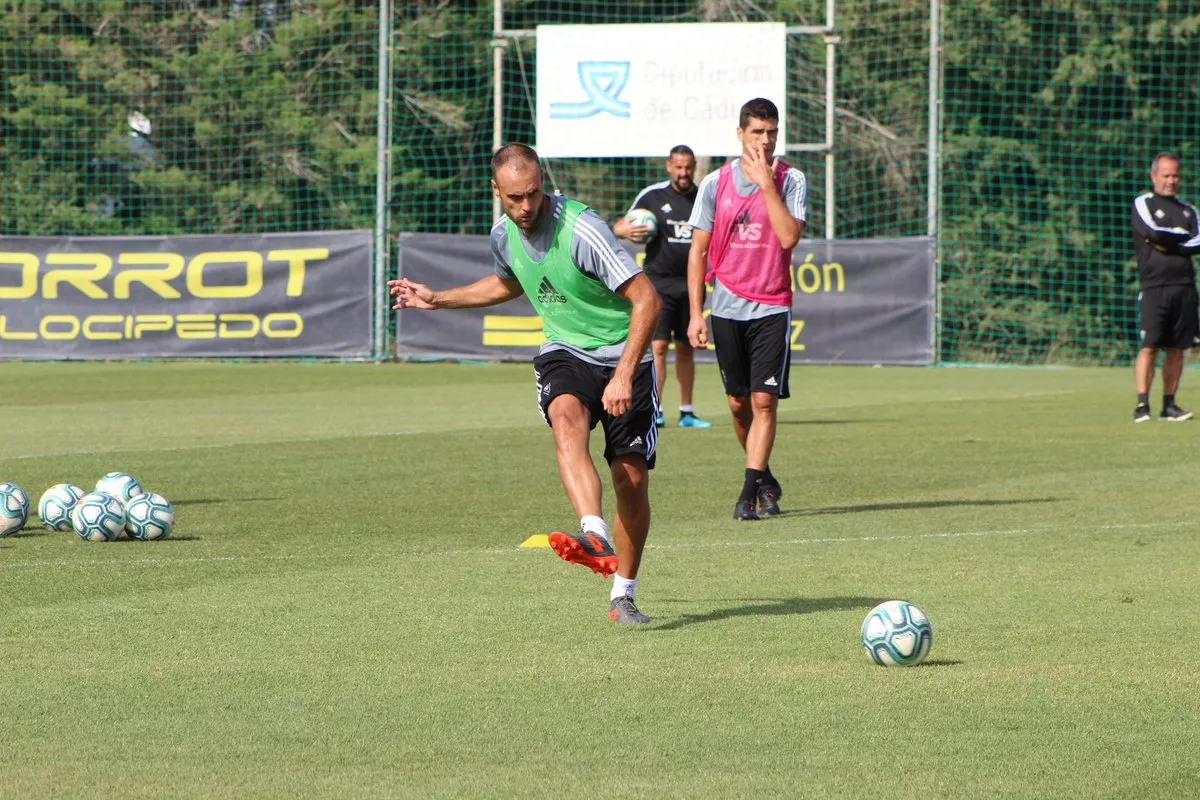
top-left (0, 231), bottom-right (373, 359)
top-left (396, 233), bottom-right (934, 365)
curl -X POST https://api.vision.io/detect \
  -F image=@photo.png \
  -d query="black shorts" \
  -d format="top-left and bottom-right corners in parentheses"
top-left (649, 279), bottom-right (694, 343)
top-left (710, 312), bottom-right (792, 398)
top-left (533, 349), bottom-right (658, 468)
top-left (1138, 285), bottom-right (1200, 349)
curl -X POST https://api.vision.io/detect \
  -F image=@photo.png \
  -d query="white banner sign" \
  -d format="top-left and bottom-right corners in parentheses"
top-left (535, 23), bottom-right (787, 158)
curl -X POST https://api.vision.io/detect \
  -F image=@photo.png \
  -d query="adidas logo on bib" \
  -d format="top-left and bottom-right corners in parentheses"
top-left (537, 277), bottom-right (567, 304)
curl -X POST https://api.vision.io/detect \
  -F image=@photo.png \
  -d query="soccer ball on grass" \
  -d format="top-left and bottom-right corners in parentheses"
top-left (95, 472), bottom-right (142, 507)
top-left (0, 482), bottom-right (30, 537)
top-left (72, 492), bottom-right (127, 542)
top-left (124, 492), bottom-right (176, 541)
top-left (861, 600), bottom-right (933, 667)
top-left (39, 483), bottom-right (86, 531)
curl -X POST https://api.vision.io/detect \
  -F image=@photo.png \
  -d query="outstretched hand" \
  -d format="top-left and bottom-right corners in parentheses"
top-left (388, 278), bottom-right (436, 310)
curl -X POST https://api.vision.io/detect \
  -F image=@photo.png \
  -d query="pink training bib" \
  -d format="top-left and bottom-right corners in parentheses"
top-left (706, 159), bottom-right (793, 305)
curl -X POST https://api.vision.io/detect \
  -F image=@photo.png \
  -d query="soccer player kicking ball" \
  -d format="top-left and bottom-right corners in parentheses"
top-left (389, 143), bottom-right (662, 624)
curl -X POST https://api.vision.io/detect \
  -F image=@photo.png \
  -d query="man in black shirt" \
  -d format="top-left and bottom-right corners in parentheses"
top-left (614, 145), bottom-right (711, 429)
top-left (1130, 152), bottom-right (1200, 422)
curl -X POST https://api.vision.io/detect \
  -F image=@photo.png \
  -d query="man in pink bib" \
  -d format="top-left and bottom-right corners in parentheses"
top-left (686, 98), bottom-right (808, 520)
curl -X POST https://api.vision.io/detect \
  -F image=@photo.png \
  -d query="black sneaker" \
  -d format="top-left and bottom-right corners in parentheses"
top-left (1160, 404), bottom-right (1193, 422)
top-left (757, 483), bottom-right (782, 516)
top-left (609, 595), bottom-right (651, 624)
top-left (734, 499), bottom-right (759, 521)
top-left (1133, 404), bottom-right (1152, 423)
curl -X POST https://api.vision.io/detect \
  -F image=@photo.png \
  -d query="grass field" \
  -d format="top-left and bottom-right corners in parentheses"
top-left (2, 361), bottom-right (1198, 799)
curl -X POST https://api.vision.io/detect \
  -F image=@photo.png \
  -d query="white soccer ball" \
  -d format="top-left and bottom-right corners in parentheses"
top-left (38, 483), bottom-right (86, 531)
top-left (72, 492), bottom-right (127, 542)
top-left (95, 472), bottom-right (143, 506)
top-left (861, 600), bottom-right (933, 667)
top-left (0, 482), bottom-right (30, 537)
top-left (124, 492), bottom-right (176, 541)
top-left (624, 208), bottom-right (658, 243)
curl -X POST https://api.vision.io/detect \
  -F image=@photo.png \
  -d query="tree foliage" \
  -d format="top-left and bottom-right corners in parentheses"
top-left (2, 0), bottom-right (1197, 363)
top-left (1, 0), bottom-right (380, 235)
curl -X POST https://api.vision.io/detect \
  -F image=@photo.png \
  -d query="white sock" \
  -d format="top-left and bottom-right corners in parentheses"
top-left (611, 574), bottom-right (637, 601)
top-left (680, 404), bottom-right (694, 414)
top-left (580, 514), bottom-right (608, 541)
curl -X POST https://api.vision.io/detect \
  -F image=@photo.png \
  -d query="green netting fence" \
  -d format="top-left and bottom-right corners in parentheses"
top-left (3, 1), bottom-right (1198, 364)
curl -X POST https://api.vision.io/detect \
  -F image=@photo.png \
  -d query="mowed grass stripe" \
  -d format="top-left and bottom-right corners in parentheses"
top-left (2, 519), bottom-right (1190, 572)
top-left (2, 362), bottom-right (1200, 798)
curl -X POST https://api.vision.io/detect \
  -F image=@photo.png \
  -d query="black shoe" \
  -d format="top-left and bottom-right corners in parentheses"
top-left (1160, 404), bottom-right (1193, 422)
top-left (609, 595), bottom-right (651, 624)
top-left (734, 499), bottom-right (759, 521)
top-left (1133, 404), bottom-right (1151, 423)
top-left (757, 484), bottom-right (782, 516)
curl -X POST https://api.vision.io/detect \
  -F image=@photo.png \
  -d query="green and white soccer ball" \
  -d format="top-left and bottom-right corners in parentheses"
top-left (623, 207), bottom-right (658, 243)
top-left (39, 483), bottom-right (86, 531)
top-left (95, 472), bottom-right (142, 506)
top-left (124, 492), bottom-right (176, 541)
top-left (72, 492), bottom-right (127, 542)
top-left (0, 482), bottom-right (31, 537)
top-left (862, 600), bottom-right (933, 667)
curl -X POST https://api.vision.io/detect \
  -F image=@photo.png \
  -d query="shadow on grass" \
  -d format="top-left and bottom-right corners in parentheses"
top-left (915, 659), bottom-right (964, 668)
top-left (777, 419), bottom-right (890, 426)
top-left (10, 526), bottom-right (51, 537)
top-left (172, 498), bottom-right (279, 507)
top-left (769, 497), bottom-right (1060, 518)
top-left (112, 535), bottom-right (201, 543)
top-left (654, 596), bottom-right (884, 631)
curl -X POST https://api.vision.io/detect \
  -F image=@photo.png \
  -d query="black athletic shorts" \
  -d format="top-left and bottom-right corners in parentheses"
top-left (1138, 285), bottom-right (1200, 349)
top-left (533, 349), bottom-right (658, 468)
top-left (649, 278), bottom-right (694, 343)
top-left (710, 312), bottom-right (792, 398)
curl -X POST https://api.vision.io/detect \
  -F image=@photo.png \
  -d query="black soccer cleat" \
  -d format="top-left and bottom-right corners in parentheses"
top-left (1133, 404), bottom-right (1152, 423)
top-left (757, 484), bottom-right (782, 516)
top-left (734, 499), bottom-right (759, 521)
top-left (1160, 404), bottom-right (1193, 422)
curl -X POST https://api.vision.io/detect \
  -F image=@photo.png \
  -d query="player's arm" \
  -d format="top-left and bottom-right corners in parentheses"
top-left (1174, 233), bottom-right (1200, 255)
top-left (1133, 198), bottom-right (1192, 247)
top-left (686, 227), bottom-right (711, 349)
top-left (1171, 204), bottom-right (1200, 254)
top-left (603, 273), bottom-right (661, 416)
top-left (388, 274), bottom-right (522, 310)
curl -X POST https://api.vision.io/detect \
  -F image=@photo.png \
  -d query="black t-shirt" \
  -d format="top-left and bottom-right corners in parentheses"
top-left (1131, 192), bottom-right (1200, 288)
top-left (627, 182), bottom-right (697, 290)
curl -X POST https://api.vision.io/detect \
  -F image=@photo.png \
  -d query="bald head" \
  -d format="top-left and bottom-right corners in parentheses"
top-left (491, 143), bottom-right (547, 235)
top-left (491, 143), bottom-right (542, 181)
